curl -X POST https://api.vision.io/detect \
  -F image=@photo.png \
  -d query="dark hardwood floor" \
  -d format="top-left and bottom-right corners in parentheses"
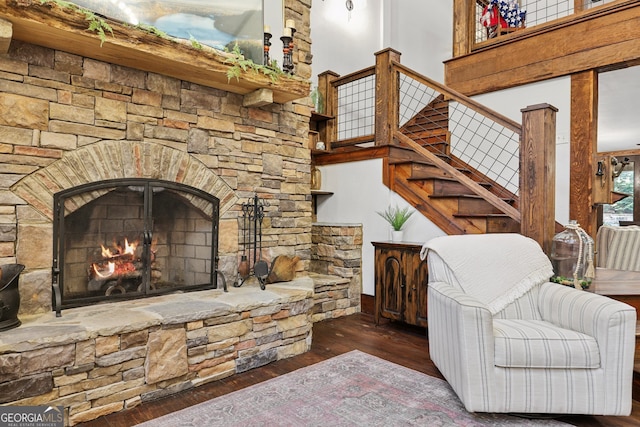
top-left (78, 313), bottom-right (640, 427)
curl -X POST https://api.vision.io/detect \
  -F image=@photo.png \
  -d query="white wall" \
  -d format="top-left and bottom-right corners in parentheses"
top-left (310, 1), bottom-right (572, 295)
top-left (382, 0), bottom-right (453, 82)
top-left (316, 160), bottom-right (445, 295)
top-left (310, 0), bottom-right (383, 83)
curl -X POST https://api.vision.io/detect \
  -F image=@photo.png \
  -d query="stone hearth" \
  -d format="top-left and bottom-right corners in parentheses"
top-left (0, 279), bottom-right (314, 425)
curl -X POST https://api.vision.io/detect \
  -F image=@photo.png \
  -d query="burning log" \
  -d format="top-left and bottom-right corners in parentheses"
top-left (91, 254), bottom-right (137, 279)
top-left (87, 237), bottom-right (160, 294)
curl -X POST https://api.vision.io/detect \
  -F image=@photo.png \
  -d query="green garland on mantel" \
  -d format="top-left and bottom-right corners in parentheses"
top-left (224, 44), bottom-right (285, 83)
top-left (35, 0), bottom-right (289, 83)
top-left (38, 0), bottom-right (113, 46)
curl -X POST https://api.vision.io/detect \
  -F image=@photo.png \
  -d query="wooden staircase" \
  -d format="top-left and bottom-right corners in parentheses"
top-left (385, 97), bottom-right (521, 236)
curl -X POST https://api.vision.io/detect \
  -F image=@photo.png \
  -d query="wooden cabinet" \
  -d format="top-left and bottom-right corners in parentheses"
top-left (373, 241), bottom-right (428, 327)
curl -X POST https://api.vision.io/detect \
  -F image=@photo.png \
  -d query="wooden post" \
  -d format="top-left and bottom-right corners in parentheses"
top-left (317, 70), bottom-right (339, 150)
top-left (452, 0), bottom-right (473, 57)
top-left (375, 48), bottom-right (401, 146)
top-left (520, 103), bottom-right (558, 255)
top-left (570, 70), bottom-right (598, 237)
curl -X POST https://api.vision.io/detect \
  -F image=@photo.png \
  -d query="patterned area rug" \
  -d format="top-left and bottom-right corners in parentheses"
top-left (135, 350), bottom-right (569, 426)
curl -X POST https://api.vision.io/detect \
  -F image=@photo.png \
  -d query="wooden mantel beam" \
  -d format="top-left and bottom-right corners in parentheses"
top-left (0, 1), bottom-right (309, 104)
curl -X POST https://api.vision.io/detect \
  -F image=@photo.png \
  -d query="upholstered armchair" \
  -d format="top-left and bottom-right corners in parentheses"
top-left (422, 233), bottom-right (636, 415)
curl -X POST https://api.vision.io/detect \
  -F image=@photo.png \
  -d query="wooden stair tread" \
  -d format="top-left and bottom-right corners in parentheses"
top-left (453, 213), bottom-right (512, 218)
top-left (388, 156), bottom-right (450, 165)
top-left (430, 193), bottom-right (512, 201)
top-left (408, 175), bottom-right (492, 187)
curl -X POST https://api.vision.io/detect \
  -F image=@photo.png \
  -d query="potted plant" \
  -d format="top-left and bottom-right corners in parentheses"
top-left (377, 205), bottom-right (415, 241)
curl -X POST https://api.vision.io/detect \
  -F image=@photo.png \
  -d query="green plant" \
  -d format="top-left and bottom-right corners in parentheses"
top-left (39, 0), bottom-right (113, 46)
top-left (135, 23), bottom-right (170, 39)
top-left (224, 44), bottom-right (285, 83)
top-left (377, 205), bottom-right (415, 231)
top-left (189, 35), bottom-right (203, 50)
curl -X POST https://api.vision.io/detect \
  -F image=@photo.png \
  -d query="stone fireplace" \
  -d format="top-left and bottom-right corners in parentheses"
top-left (52, 177), bottom-right (221, 314)
top-left (0, 1), bottom-right (350, 424)
top-left (1, 43), bottom-right (314, 318)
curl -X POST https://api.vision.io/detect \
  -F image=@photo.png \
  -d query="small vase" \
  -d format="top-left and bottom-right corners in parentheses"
top-left (391, 230), bottom-right (404, 242)
top-left (311, 86), bottom-right (324, 114)
top-left (311, 166), bottom-right (321, 190)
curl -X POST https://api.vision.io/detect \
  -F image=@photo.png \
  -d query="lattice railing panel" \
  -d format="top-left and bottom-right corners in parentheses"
top-left (336, 74), bottom-right (376, 141)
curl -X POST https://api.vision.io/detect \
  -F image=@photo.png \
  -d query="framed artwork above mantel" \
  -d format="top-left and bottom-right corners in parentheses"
top-left (71, 0), bottom-right (265, 64)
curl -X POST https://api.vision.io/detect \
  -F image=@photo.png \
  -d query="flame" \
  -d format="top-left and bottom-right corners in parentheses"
top-left (123, 238), bottom-right (136, 255)
top-left (101, 244), bottom-right (113, 258)
top-left (91, 237), bottom-right (140, 281)
top-left (93, 262), bottom-right (115, 278)
top-left (100, 238), bottom-right (138, 259)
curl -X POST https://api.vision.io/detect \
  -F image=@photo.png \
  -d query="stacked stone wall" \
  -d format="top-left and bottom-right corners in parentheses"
top-left (310, 223), bottom-right (362, 321)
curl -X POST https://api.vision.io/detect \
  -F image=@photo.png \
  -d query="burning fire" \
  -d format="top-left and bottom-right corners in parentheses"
top-left (91, 238), bottom-right (139, 280)
top-left (100, 238), bottom-right (137, 258)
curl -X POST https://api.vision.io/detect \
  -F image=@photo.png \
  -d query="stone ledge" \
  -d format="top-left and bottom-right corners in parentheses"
top-left (0, 277), bottom-right (315, 423)
top-left (0, 277), bottom-right (314, 354)
top-left (309, 272), bottom-right (360, 322)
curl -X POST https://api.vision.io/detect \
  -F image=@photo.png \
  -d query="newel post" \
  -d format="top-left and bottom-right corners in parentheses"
top-left (520, 103), bottom-right (558, 255)
top-left (374, 48), bottom-right (401, 146)
top-left (317, 70), bottom-right (339, 148)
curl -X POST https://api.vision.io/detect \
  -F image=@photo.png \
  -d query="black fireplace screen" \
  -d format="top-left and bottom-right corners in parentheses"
top-left (52, 179), bottom-right (220, 315)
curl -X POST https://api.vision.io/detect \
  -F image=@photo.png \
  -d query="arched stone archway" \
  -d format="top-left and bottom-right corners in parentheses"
top-left (11, 141), bottom-right (238, 220)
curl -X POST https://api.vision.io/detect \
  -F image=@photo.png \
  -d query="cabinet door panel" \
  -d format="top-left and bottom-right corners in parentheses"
top-left (375, 248), bottom-right (404, 323)
top-left (374, 243), bottom-right (429, 327)
top-left (407, 253), bottom-right (429, 327)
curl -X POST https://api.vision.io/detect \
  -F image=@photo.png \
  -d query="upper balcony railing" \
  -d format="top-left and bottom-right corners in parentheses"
top-left (474, 0), bottom-right (621, 46)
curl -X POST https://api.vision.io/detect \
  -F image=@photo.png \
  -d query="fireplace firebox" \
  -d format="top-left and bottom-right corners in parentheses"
top-left (52, 179), bottom-right (220, 315)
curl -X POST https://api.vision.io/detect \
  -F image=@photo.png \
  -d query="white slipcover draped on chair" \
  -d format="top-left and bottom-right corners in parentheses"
top-left (422, 233), bottom-right (636, 415)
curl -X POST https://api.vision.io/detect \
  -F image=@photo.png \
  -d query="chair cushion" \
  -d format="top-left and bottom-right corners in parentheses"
top-left (493, 319), bottom-right (600, 369)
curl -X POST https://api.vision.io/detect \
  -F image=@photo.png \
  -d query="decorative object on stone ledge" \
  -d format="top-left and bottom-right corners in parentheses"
top-left (311, 165), bottom-right (322, 190)
top-left (263, 26), bottom-right (272, 65)
top-left (267, 255), bottom-right (301, 283)
top-left (235, 194), bottom-right (270, 290)
top-left (0, 264), bottom-right (26, 332)
top-left (281, 20), bottom-right (296, 74)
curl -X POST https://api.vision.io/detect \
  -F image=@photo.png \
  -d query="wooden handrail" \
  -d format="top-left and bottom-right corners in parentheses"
top-left (329, 66), bottom-right (376, 88)
top-left (395, 131), bottom-right (521, 222)
top-left (331, 135), bottom-right (375, 149)
top-left (393, 61), bottom-right (522, 134)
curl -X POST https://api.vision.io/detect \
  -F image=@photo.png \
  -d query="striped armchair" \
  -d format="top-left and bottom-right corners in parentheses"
top-left (422, 233), bottom-right (636, 415)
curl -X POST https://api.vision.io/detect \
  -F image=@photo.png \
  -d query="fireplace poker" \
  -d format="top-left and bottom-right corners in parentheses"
top-left (254, 199), bottom-right (268, 290)
top-left (238, 203), bottom-right (250, 279)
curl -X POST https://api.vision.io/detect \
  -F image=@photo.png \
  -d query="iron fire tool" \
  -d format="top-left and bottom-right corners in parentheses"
top-left (234, 194), bottom-right (269, 290)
